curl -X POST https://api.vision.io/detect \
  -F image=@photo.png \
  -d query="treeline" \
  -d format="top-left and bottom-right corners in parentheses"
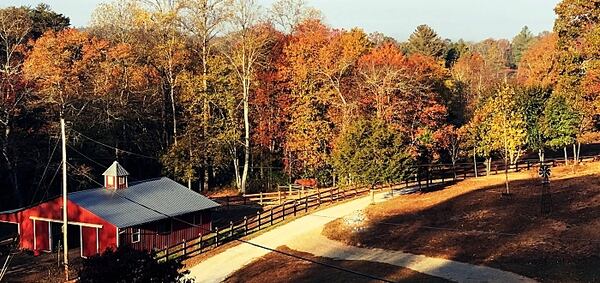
top-left (0, 0), bottom-right (598, 209)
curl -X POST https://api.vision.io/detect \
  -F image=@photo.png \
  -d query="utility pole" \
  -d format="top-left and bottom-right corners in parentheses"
top-left (60, 117), bottom-right (69, 280)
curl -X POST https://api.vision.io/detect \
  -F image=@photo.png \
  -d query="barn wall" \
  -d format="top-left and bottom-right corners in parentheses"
top-left (10, 197), bottom-right (117, 254)
top-left (119, 211), bottom-right (212, 251)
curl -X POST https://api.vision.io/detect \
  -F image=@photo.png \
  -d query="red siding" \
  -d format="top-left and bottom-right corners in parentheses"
top-left (2, 197), bottom-right (117, 254)
top-left (34, 220), bottom-right (50, 251)
top-left (119, 211), bottom-right (212, 251)
top-left (0, 196), bottom-right (214, 257)
top-left (81, 226), bottom-right (98, 257)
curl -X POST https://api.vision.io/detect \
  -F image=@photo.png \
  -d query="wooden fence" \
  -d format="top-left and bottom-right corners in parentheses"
top-left (211, 184), bottom-right (316, 207)
top-left (155, 185), bottom-right (373, 261)
top-left (157, 154), bottom-right (600, 262)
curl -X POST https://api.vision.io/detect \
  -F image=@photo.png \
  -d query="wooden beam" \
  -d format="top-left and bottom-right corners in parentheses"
top-left (28, 216), bottom-right (103, 229)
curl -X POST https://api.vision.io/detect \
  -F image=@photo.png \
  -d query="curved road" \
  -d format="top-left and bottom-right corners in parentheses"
top-left (187, 192), bottom-right (537, 283)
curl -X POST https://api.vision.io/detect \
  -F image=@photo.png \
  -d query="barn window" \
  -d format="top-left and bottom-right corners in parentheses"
top-left (157, 221), bottom-right (172, 235)
top-left (132, 228), bottom-right (141, 243)
top-left (107, 177), bottom-right (114, 186)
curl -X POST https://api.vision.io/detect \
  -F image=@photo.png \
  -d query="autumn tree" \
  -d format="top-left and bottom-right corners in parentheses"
top-left (554, 0), bottom-right (600, 163)
top-left (179, 0), bottom-right (231, 190)
top-left (269, 0), bottom-right (322, 33)
top-left (488, 84), bottom-right (526, 194)
top-left (221, 0), bottom-right (272, 193)
top-left (0, 7), bottom-right (32, 205)
top-left (357, 42), bottom-right (407, 121)
top-left (516, 33), bottom-right (558, 89)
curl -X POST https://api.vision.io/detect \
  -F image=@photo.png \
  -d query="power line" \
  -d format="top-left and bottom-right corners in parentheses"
top-left (30, 137), bottom-right (61, 204)
top-left (70, 129), bottom-right (157, 160)
top-left (66, 165), bottom-right (394, 283)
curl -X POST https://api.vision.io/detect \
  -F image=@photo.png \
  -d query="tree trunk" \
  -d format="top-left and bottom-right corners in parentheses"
top-left (577, 142), bottom-right (581, 164)
top-left (240, 80), bottom-right (250, 194)
top-left (538, 149), bottom-right (545, 162)
top-left (473, 148), bottom-right (478, 178)
top-left (170, 82), bottom-right (178, 146)
top-left (202, 37), bottom-right (210, 192)
top-left (1, 122), bottom-right (21, 206)
top-left (563, 146), bottom-right (568, 166)
top-left (572, 143), bottom-right (578, 166)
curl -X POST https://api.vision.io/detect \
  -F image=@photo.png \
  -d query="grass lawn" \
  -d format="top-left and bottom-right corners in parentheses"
top-left (322, 163), bottom-right (600, 283)
top-left (223, 246), bottom-right (450, 283)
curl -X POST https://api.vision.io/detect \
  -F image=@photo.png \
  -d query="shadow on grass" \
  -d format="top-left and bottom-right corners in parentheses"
top-left (223, 246), bottom-right (451, 283)
top-left (326, 174), bottom-right (600, 283)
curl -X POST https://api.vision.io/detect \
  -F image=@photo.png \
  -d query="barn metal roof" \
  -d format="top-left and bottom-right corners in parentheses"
top-left (102, 161), bottom-right (130, 176)
top-left (68, 177), bottom-right (219, 228)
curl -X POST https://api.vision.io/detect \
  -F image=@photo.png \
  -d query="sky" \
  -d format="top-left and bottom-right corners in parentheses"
top-left (2, 0), bottom-right (562, 41)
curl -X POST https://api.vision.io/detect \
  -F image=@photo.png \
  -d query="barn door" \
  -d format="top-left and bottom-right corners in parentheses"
top-left (80, 226), bottom-right (98, 258)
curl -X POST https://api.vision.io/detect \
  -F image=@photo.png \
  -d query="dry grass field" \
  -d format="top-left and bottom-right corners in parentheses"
top-left (322, 163), bottom-right (600, 282)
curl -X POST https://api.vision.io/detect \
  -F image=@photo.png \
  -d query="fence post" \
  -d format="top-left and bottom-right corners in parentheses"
top-left (289, 183), bottom-right (292, 194)
top-left (527, 160), bottom-right (531, 171)
top-left (257, 211), bottom-right (261, 230)
top-left (278, 190), bottom-right (282, 205)
top-left (199, 233), bottom-right (203, 253)
top-left (515, 162), bottom-right (519, 172)
top-left (317, 189), bottom-right (321, 205)
top-left (243, 216), bottom-right (248, 236)
top-left (305, 197), bottom-right (308, 213)
top-left (165, 245), bottom-right (169, 260)
top-left (270, 209), bottom-right (273, 225)
top-left (243, 195), bottom-right (247, 205)
top-left (183, 240), bottom-right (187, 257)
top-left (370, 190), bottom-right (375, 204)
top-left (282, 203), bottom-right (285, 220)
top-left (294, 201), bottom-right (297, 216)
top-left (463, 164), bottom-right (467, 179)
top-left (215, 227), bottom-right (219, 247)
top-left (301, 186), bottom-right (305, 198)
top-left (495, 164), bottom-right (498, 175)
top-left (259, 192), bottom-right (263, 206)
top-left (229, 221), bottom-right (234, 238)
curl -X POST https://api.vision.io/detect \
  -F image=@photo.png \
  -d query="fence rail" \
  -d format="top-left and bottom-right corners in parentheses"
top-left (157, 154), bottom-right (599, 262)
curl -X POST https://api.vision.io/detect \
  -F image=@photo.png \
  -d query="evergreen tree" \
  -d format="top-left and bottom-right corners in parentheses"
top-left (406, 24), bottom-right (447, 59)
top-left (511, 26), bottom-right (535, 67)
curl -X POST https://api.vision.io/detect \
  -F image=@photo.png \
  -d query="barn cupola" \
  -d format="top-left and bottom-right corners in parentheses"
top-left (102, 161), bottom-right (130, 189)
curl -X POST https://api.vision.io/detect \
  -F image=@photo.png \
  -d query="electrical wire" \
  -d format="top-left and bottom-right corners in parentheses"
top-left (29, 137), bottom-right (61, 204)
top-left (70, 129), bottom-right (157, 160)
top-left (66, 164), bottom-right (395, 283)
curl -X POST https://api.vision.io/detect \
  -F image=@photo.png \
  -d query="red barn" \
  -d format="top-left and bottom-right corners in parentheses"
top-left (0, 161), bottom-right (219, 258)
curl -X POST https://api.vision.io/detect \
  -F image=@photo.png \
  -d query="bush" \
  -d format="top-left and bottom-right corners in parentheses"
top-left (332, 119), bottom-right (413, 186)
top-left (78, 246), bottom-right (193, 283)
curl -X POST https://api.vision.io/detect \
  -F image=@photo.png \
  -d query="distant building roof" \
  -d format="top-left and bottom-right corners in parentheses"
top-left (102, 161), bottom-right (130, 176)
top-left (68, 177), bottom-right (219, 228)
